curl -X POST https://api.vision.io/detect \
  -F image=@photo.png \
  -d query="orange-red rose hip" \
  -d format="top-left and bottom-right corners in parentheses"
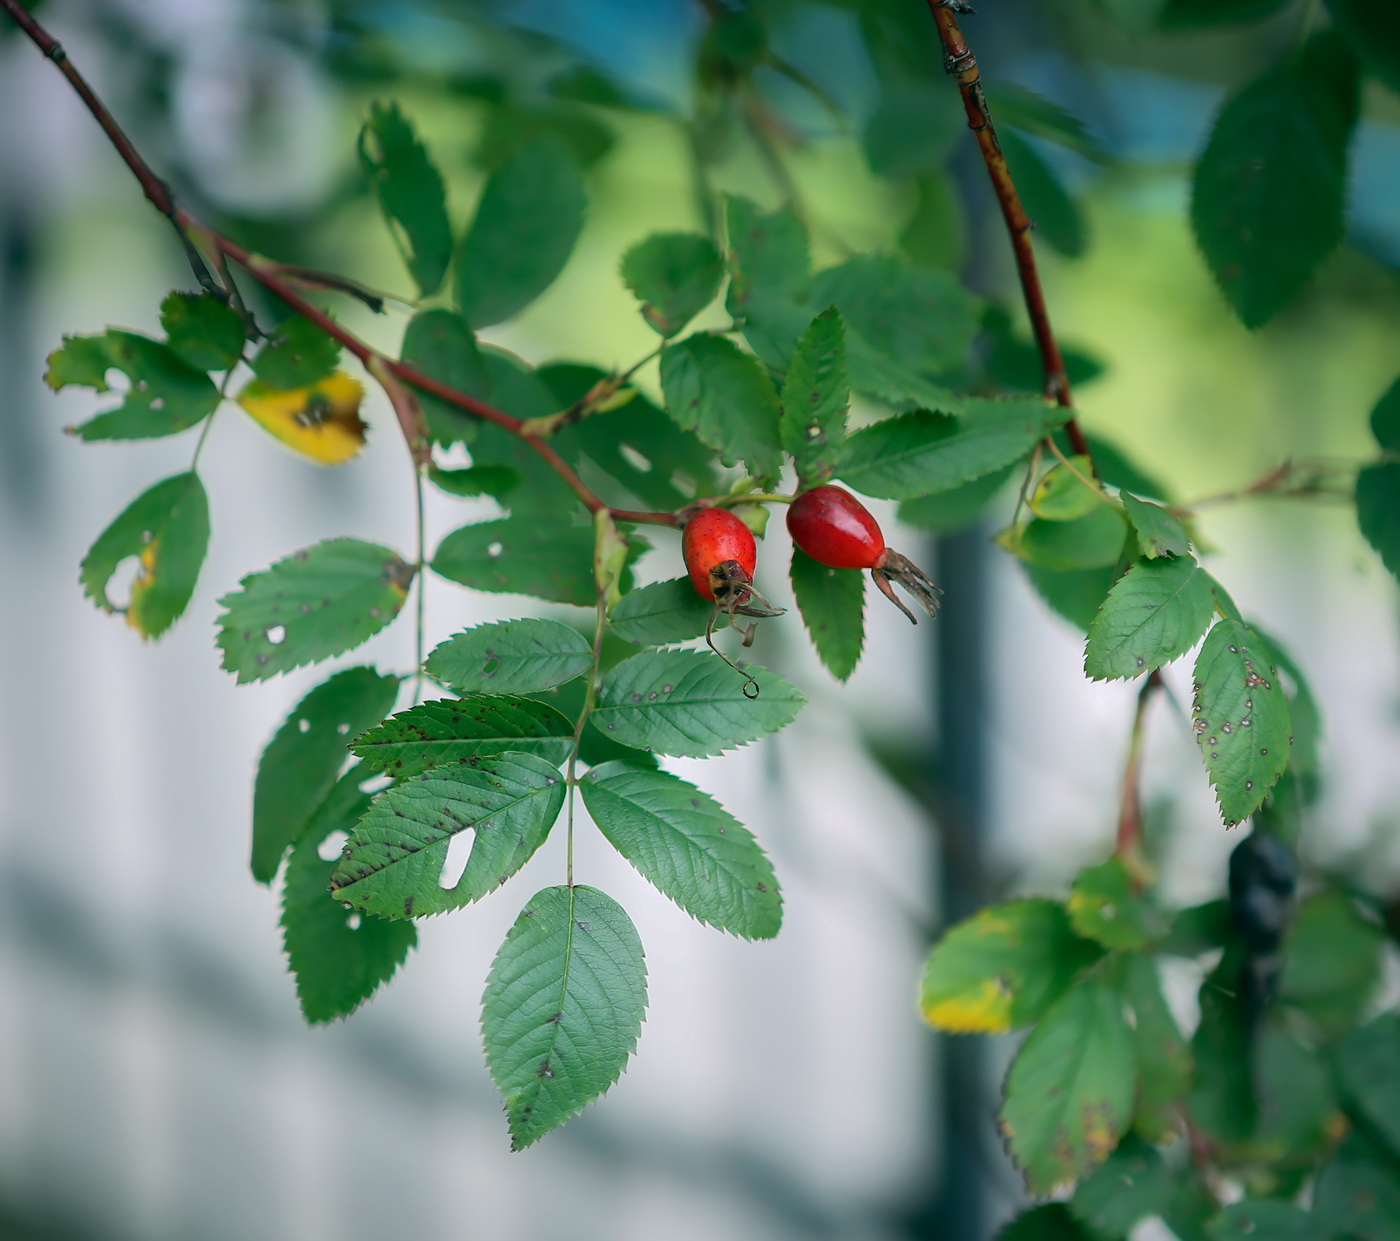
top-left (683, 507), bottom-right (756, 602)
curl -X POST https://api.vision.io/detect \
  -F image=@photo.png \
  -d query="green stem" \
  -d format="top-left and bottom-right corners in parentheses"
top-left (190, 365), bottom-right (238, 471)
top-left (564, 599), bottom-right (609, 888)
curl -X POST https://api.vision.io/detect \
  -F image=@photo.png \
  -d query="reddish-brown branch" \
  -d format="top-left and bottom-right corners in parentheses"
top-left (923, 1), bottom-right (1092, 461)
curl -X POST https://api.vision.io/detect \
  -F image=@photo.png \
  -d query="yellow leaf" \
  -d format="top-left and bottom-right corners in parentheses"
top-left (236, 371), bottom-right (367, 465)
top-left (922, 975), bottom-right (1014, 1034)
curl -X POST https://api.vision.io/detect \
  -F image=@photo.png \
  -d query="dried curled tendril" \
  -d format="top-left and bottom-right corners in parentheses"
top-left (705, 559), bottom-right (785, 699)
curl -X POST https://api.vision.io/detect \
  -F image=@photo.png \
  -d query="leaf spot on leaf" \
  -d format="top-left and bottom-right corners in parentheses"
top-left (298, 718), bottom-right (311, 734)
top-left (265, 625), bottom-right (286, 645)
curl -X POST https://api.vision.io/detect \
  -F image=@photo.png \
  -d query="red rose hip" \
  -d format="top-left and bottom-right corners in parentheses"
top-left (787, 485), bottom-right (943, 624)
top-left (683, 507), bottom-right (757, 602)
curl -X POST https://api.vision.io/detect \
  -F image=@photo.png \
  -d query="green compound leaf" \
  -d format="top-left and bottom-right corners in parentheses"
top-left (350, 697), bottom-right (574, 777)
top-left (780, 306), bottom-right (849, 488)
top-left (659, 333), bottom-right (783, 479)
top-left (1030, 457), bottom-right (1100, 522)
top-left (1014, 504), bottom-right (1130, 571)
top-left (1205, 1201), bottom-right (1323, 1241)
top-left (592, 648), bottom-right (804, 758)
top-left (1315, 1129), bottom-right (1400, 1241)
top-left (838, 399), bottom-right (1068, 500)
top-left (329, 752), bottom-right (567, 919)
top-left (1280, 888), bottom-right (1384, 1040)
top-left (1191, 619), bottom-right (1292, 825)
top-left (216, 539), bottom-right (415, 684)
top-left (724, 195), bottom-right (811, 321)
top-left (1191, 30), bottom-right (1360, 329)
top-left (1327, 0), bottom-right (1400, 96)
top-left (251, 665), bottom-right (401, 883)
top-left (1357, 462), bottom-right (1400, 580)
top-left (425, 619), bottom-right (593, 696)
top-left (580, 761), bottom-right (781, 939)
top-left (620, 231), bottom-right (724, 337)
top-left (1334, 1014), bottom-right (1400, 1160)
top-left (790, 546), bottom-right (864, 682)
top-left (919, 899), bottom-right (1103, 1034)
top-left (281, 771), bottom-right (417, 1023)
top-left (609, 577), bottom-right (719, 646)
top-left (455, 140), bottom-right (586, 329)
top-left (999, 978), bottom-right (1137, 1196)
top-left (1084, 554), bottom-right (1216, 681)
top-left (1121, 952), bottom-right (1193, 1143)
top-left (1120, 492), bottom-right (1190, 559)
top-left (1024, 562), bottom-right (1117, 632)
top-left (1070, 1135), bottom-right (1170, 1241)
top-left (359, 101), bottom-right (453, 298)
top-left (250, 315), bottom-right (340, 390)
top-left (48, 330), bottom-right (222, 441)
top-left (997, 1205), bottom-right (1094, 1241)
top-left (401, 309), bottom-right (493, 447)
top-left (1000, 127), bottom-right (1086, 259)
top-left (1066, 857), bottom-right (1167, 950)
top-left (79, 472), bottom-right (210, 640)
top-left (482, 885), bottom-right (647, 1150)
top-left (159, 291), bottom-right (245, 372)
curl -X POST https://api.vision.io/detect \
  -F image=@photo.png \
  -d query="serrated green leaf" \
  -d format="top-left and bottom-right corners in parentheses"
top-left (527, 678), bottom-right (660, 771)
top-left (1315, 1129), bottom-right (1400, 1241)
top-left (49, 330), bottom-right (221, 440)
top-left (1030, 457), bottom-right (1100, 521)
top-left (250, 666), bottom-right (401, 883)
top-left (350, 697), bottom-right (574, 777)
top-left (780, 307), bottom-right (848, 487)
top-left (898, 463), bottom-right (1015, 533)
top-left (216, 539), bottom-right (414, 684)
top-left (455, 140), bottom-right (585, 328)
top-left (1191, 619), bottom-right (1292, 824)
top-left (608, 577), bottom-right (719, 645)
top-left (330, 752), bottom-right (566, 919)
top-left (1205, 1201), bottom-right (1323, 1241)
top-left (580, 761), bottom-right (781, 939)
top-left (281, 771), bottom-right (417, 1023)
top-left (1016, 505), bottom-right (1129, 571)
top-left (401, 309), bottom-right (492, 446)
top-left (997, 1205), bottom-right (1093, 1241)
top-left (659, 333), bottom-right (783, 479)
top-left (1085, 554), bottom-right (1215, 680)
top-left (1067, 858), bottom-right (1167, 950)
top-left (1334, 1013), bottom-right (1400, 1160)
top-left (359, 101), bottom-right (453, 297)
top-left (159, 291), bottom-right (245, 372)
top-left (428, 464), bottom-right (520, 499)
top-left (250, 315), bottom-right (340, 390)
top-left (483, 885), bottom-right (646, 1149)
top-left (724, 195), bottom-right (810, 320)
top-left (1279, 889), bottom-right (1383, 1039)
top-left (1121, 492), bottom-right (1190, 559)
top-left (838, 399), bottom-right (1067, 500)
top-left (1121, 952), bottom-right (1193, 1143)
top-left (844, 338), bottom-right (967, 412)
top-left (592, 648), bottom-right (804, 758)
top-left (425, 619), bottom-right (593, 696)
top-left (1023, 562), bottom-right (1117, 632)
top-left (919, 899), bottom-right (1103, 1034)
top-left (1000, 979), bottom-right (1137, 1195)
top-left (620, 232), bottom-right (723, 337)
top-left (789, 546), bottom-right (864, 682)
top-left (1357, 462), bottom-right (1400, 580)
top-left (1321, 0), bottom-right (1400, 95)
top-left (1070, 1135), bottom-right (1170, 1241)
top-left (79, 472), bottom-right (210, 639)
top-left (1001, 128), bottom-right (1086, 259)
top-left (1191, 30), bottom-right (1360, 328)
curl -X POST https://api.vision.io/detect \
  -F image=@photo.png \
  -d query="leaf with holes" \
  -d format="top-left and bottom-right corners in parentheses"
top-left (659, 334), bottom-right (783, 479)
top-left (1067, 858), bottom-right (1167, 950)
top-left (250, 315), bottom-right (340, 389)
top-left (1085, 554), bottom-right (1215, 681)
top-left (620, 231), bottom-right (724, 337)
top-left (1120, 492), bottom-right (1189, 560)
top-left (251, 666), bottom-right (401, 882)
top-left (330, 752), bottom-right (566, 919)
top-left (838, 399), bottom-right (1068, 500)
top-left (592, 648), bottom-right (804, 758)
top-left (1000, 979), bottom-right (1137, 1195)
top-left (427, 464), bottom-right (520, 500)
top-left (159, 290), bottom-right (245, 372)
top-left (281, 770), bottom-right (417, 1023)
top-left (790, 546), bottom-right (864, 682)
top-left (482, 885), bottom-right (646, 1149)
top-left (350, 697), bottom-right (574, 777)
top-left (425, 619), bottom-right (593, 696)
top-left (359, 101), bottom-right (453, 297)
top-left (1121, 953), bottom-right (1193, 1143)
top-left (608, 577), bottom-right (721, 646)
top-left (581, 762), bottom-right (781, 939)
top-left (455, 140), bottom-right (585, 328)
top-left (1191, 619), bottom-right (1292, 824)
top-left (780, 307), bottom-right (848, 487)
top-left (919, 899), bottom-right (1103, 1034)
top-left (400, 309), bottom-right (493, 446)
top-left (47, 329), bottom-right (221, 440)
top-left (79, 472), bottom-right (210, 640)
top-left (1191, 31), bottom-right (1359, 329)
top-left (216, 539), bottom-right (414, 684)
top-left (1357, 462), bottom-right (1400, 581)
top-left (236, 372), bottom-right (368, 466)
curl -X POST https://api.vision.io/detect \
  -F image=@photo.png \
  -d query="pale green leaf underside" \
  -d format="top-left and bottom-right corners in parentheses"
top-left (329, 752), bottom-right (566, 919)
top-left (580, 761), bottom-right (781, 939)
top-left (425, 618), bottom-right (593, 695)
top-left (482, 884), bottom-right (647, 1149)
top-left (1084, 554), bottom-right (1215, 681)
top-left (592, 648), bottom-right (805, 758)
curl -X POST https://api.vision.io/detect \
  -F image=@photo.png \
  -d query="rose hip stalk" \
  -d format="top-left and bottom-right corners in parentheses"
top-left (786, 485), bottom-right (942, 623)
top-left (682, 508), bottom-right (785, 697)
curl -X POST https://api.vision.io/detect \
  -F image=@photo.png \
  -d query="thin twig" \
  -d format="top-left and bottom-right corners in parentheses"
top-left (1171, 458), bottom-right (1360, 516)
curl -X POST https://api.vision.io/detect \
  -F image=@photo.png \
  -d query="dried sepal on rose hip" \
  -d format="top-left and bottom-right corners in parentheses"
top-left (786, 485), bottom-right (942, 623)
top-left (682, 507), bottom-right (785, 697)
